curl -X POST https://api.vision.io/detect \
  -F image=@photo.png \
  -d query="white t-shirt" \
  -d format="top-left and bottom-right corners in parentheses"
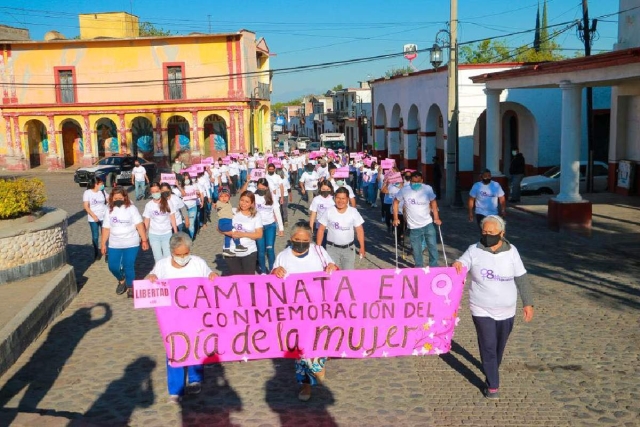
top-left (232, 212), bottom-right (263, 256)
top-left (143, 200), bottom-right (175, 236)
top-left (228, 162), bottom-right (240, 176)
top-left (457, 243), bottom-right (527, 320)
top-left (316, 166), bottom-right (329, 181)
top-left (182, 183), bottom-right (199, 208)
top-left (318, 206), bottom-right (364, 246)
top-left (299, 171), bottom-right (319, 191)
top-left (168, 193), bottom-right (186, 226)
top-left (218, 165), bottom-right (229, 183)
top-left (384, 183), bottom-right (401, 205)
top-left (150, 255), bottom-right (212, 279)
top-left (132, 166), bottom-right (147, 182)
top-left (248, 157), bottom-right (257, 169)
top-left (266, 173), bottom-right (284, 198)
top-left (255, 194), bottom-right (283, 230)
top-left (103, 205), bottom-right (143, 249)
top-left (310, 195), bottom-right (335, 226)
top-left (329, 179), bottom-right (355, 199)
top-left (273, 245), bottom-right (335, 274)
top-left (395, 184), bottom-right (436, 229)
top-left (83, 189), bottom-right (107, 222)
top-left (469, 181), bottom-right (505, 216)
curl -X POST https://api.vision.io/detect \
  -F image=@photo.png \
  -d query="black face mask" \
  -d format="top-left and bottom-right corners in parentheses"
top-left (161, 191), bottom-right (171, 197)
top-left (320, 191), bottom-right (331, 197)
top-left (255, 189), bottom-right (267, 196)
top-left (113, 200), bottom-right (125, 208)
top-left (480, 233), bottom-right (501, 247)
top-left (482, 178), bottom-right (492, 185)
top-left (404, 176), bottom-right (411, 181)
top-left (291, 241), bottom-right (311, 253)
top-left (268, 171), bottom-right (275, 175)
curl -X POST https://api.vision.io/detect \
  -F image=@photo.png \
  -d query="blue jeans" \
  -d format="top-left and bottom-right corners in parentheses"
top-left (134, 181), bottom-right (146, 200)
top-left (166, 358), bottom-right (203, 396)
top-left (185, 205), bottom-right (197, 238)
top-left (149, 232), bottom-right (172, 262)
top-left (218, 218), bottom-right (240, 249)
top-left (367, 184), bottom-right (377, 204)
top-left (239, 170), bottom-right (247, 189)
top-left (107, 246), bottom-right (139, 287)
top-left (256, 222), bottom-right (277, 273)
top-left (408, 223), bottom-right (439, 267)
top-left (88, 221), bottom-right (102, 250)
top-left (210, 186), bottom-right (219, 204)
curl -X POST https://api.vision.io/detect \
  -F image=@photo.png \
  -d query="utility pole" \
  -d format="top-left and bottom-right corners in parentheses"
top-left (445, 0), bottom-right (459, 206)
top-left (582, 0), bottom-right (595, 192)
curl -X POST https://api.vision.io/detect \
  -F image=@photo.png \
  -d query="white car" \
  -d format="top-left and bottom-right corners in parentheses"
top-left (520, 161), bottom-right (609, 195)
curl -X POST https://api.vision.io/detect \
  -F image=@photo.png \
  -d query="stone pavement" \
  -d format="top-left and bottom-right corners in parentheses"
top-left (0, 171), bottom-right (638, 426)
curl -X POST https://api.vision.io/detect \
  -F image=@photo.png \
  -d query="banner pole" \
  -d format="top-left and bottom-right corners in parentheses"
top-left (438, 224), bottom-right (448, 267)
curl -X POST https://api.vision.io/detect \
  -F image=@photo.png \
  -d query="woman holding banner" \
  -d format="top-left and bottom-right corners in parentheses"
top-left (272, 222), bottom-right (338, 401)
top-left (146, 232), bottom-right (218, 402)
top-left (220, 191), bottom-right (263, 275)
top-left (452, 215), bottom-right (534, 399)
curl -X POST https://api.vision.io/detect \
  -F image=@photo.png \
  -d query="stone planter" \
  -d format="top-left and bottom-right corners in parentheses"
top-left (0, 208), bottom-right (68, 284)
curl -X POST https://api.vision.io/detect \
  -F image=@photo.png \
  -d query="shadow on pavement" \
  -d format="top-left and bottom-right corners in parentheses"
top-left (0, 304), bottom-right (112, 425)
top-left (180, 363), bottom-right (243, 426)
top-left (265, 358), bottom-right (337, 427)
top-left (439, 340), bottom-right (486, 393)
top-left (70, 356), bottom-right (156, 426)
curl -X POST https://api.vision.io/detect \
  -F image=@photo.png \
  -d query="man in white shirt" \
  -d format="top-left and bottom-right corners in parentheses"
top-left (299, 163), bottom-right (320, 205)
top-left (228, 158), bottom-right (240, 196)
top-left (468, 169), bottom-right (506, 227)
top-left (131, 159), bottom-right (149, 201)
top-left (265, 163), bottom-right (285, 205)
top-left (393, 171), bottom-right (441, 268)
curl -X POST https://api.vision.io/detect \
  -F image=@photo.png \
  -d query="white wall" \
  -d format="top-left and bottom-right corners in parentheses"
top-left (616, 0), bottom-right (640, 50)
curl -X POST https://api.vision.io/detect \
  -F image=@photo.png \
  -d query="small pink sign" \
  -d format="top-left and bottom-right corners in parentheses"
top-left (277, 151), bottom-right (285, 157)
top-left (183, 188), bottom-right (199, 200)
top-left (250, 168), bottom-right (265, 180)
top-left (229, 153), bottom-right (239, 159)
top-left (293, 150), bottom-right (300, 155)
top-left (239, 154), bottom-right (245, 160)
top-left (349, 152), bottom-right (358, 158)
top-left (272, 159), bottom-right (283, 168)
top-left (257, 159), bottom-right (265, 168)
top-left (333, 167), bottom-right (349, 178)
top-left (201, 157), bottom-right (214, 165)
top-left (381, 159), bottom-right (395, 169)
top-left (386, 171), bottom-right (403, 184)
top-left (364, 158), bottom-right (372, 167)
top-left (133, 280), bottom-right (172, 309)
top-left (223, 158), bottom-right (231, 165)
top-left (194, 164), bottom-right (205, 173)
top-left (160, 173), bottom-right (176, 186)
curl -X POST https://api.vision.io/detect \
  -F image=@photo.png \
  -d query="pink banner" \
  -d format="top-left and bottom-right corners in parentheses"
top-left (333, 167), bottom-right (349, 178)
top-left (160, 173), bottom-right (177, 186)
top-left (201, 157), bottom-right (214, 165)
top-left (136, 267), bottom-right (465, 367)
top-left (381, 159), bottom-right (395, 170)
top-left (250, 168), bottom-right (265, 181)
top-left (385, 171), bottom-right (403, 184)
top-left (183, 188), bottom-right (198, 201)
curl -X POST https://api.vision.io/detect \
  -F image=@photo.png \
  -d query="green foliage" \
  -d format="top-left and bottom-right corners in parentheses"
top-left (332, 84), bottom-right (344, 91)
top-left (460, 36), bottom-right (566, 64)
top-left (0, 178), bottom-right (47, 219)
top-left (272, 97), bottom-right (303, 114)
top-left (139, 22), bottom-right (172, 37)
top-left (384, 66), bottom-right (414, 78)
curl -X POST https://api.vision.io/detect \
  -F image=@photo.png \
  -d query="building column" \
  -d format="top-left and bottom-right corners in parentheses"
top-left (229, 109), bottom-right (237, 153)
top-left (237, 109), bottom-right (245, 153)
top-left (190, 110), bottom-right (202, 163)
top-left (153, 111), bottom-right (167, 167)
top-left (403, 129), bottom-right (419, 169)
top-left (80, 114), bottom-right (94, 166)
top-left (46, 115), bottom-right (62, 170)
top-left (555, 82), bottom-right (583, 203)
top-left (484, 88), bottom-right (502, 175)
top-left (387, 127), bottom-right (401, 164)
top-left (4, 116), bottom-right (13, 157)
top-left (117, 114), bottom-right (128, 155)
top-left (9, 116), bottom-right (26, 170)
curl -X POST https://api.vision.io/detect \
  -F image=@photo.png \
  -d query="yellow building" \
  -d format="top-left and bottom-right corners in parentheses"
top-left (0, 12), bottom-right (272, 170)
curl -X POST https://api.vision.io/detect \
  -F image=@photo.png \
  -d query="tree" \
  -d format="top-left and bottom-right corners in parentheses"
top-left (332, 84), bottom-right (344, 91)
top-left (271, 97), bottom-right (303, 114)
top-left (460, 39), bottom-right (512, 64)
top-left (139, 22), bottom-right (172, 37)
top-left (384, 66), bottom-right (414, 78)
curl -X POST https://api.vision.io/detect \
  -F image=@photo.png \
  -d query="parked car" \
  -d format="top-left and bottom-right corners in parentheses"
top-left (296, 137), bottom-right (309, 151)
top-left (520, 161), bottom-right (608, 195)
top-left (308, 141), bottom-right (321, 151)
top-left (74, 155), bottom-right (157, 187)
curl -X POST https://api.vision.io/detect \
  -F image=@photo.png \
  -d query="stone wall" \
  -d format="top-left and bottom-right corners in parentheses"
top-left (0, 209), bottom-right (68, 284)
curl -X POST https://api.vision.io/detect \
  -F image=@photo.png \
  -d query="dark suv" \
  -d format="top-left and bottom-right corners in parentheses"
top-left (74, 155), bottom-right (157, 187)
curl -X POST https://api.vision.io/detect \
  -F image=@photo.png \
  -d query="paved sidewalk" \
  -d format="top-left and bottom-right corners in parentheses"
top-left (0, 172), bottom-right (638, 426)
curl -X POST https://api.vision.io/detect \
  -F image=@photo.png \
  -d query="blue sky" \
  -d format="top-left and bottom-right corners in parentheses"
top-left (0, 0), bottom-right (620, 102)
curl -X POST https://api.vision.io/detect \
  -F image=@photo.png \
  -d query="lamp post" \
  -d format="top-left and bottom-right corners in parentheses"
top-left (249, 87), bottom-right (260, 154)
top-left (430, 3), bottom-right (462, 207)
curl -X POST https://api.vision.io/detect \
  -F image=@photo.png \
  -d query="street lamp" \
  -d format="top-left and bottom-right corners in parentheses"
top-left (430, 43), bottom-right (443, 69)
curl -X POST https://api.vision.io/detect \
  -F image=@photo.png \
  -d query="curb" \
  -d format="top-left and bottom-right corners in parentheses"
top-left (0, 264), bottom-right (77, 378)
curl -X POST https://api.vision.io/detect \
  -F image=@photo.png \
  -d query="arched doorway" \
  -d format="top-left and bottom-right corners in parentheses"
top-left (25, 119), bottom-right (48, 168)
top-left (389, 104), bottom-right (402, 162)
top-left (502, 111), bottom-right (518, 173)
top-left (168, 116), bottom-right (191, 163)
top-left (203, 114), bottom-right (227, 160)
top-left (131, 117), bottom-right (154, 161)
top-left (61, 119), bottom-right (83, 168)
top-left (425, 104), bottom-right (445, 188)
top-left (374, 103), bottom-right (388, 157)
top-left (96, 118), bottom-right (118, 158)
top-left (406, 104), bottom-right (420, 169)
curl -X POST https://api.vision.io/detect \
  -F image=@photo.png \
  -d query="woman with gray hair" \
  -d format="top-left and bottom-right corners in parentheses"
top-left (272, 222), bottom-right (338, 402)
top-left (452, 215), bottom-right (534, 400)
top-left (145, 232), bottom-right (218, 403)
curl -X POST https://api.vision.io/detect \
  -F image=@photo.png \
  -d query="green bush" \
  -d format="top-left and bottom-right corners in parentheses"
top-left (0, 178), bottom-right (47, 219)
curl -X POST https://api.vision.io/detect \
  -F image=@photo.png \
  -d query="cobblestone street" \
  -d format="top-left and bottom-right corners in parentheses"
top-left (0, 171), bottom-right (639, 426)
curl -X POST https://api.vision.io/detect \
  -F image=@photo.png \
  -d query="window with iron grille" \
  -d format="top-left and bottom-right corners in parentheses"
top-left (58, 70), bottom-right (75, 103)
top-left (166, 66), bottom-right (184, 100)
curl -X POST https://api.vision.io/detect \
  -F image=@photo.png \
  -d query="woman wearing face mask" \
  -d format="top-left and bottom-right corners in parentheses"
top-left (101, 186), bottom-right (149, 297)
top-left (146, 232), bottom-right (218, 403)
top-left (309, 182), bottom-right (335, 246)
top-left (83, 177), bottom-right (108, 261)
top-left (143, 182), bottom-right (178, 262)
top-left (220, 191), bottom-right (263, 276)
top-left (452, 215), bottom-right (534, 399)
top-left (180, 172), bottom-right (202, 239)
top-left (272, 222), bottom-right (338, 402)
top-left (160, 182), bottom-right (189, 234)
top-left (468, 169), bottom-right (506, 227)
top-left (381, 167), bottom-right (405, 235)
top-left (252, 178), bottom-right (284, 274)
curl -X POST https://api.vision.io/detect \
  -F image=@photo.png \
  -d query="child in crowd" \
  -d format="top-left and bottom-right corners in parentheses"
top-left (216, 188), bottom-right (247, 257)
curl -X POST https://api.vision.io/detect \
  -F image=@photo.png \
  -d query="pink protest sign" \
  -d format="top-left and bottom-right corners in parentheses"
top-left (239, 154), bottom-right (245, 160)
top-left (160, 173), bottom-right (177, 186)
top-left (272, 159), bottom-right (283, 168)
top-left (257, 159), bottom-right (265, 168)
top-left (194, 164), bottom-right (205, 173)
top-left (364, 158), bottom-right (372, 167)
top-left (201, 157), bottom-right (214, 165)
top-left (183, 188), bottom-right (199, 201)
top-left (250, 168), bottom-right (265, 181)
top-left (293, 150), bottom-right (300, 155)
top-left (133, 280), bottom-right (172, 309)
top-left (146, 267), bottom-right (465, 366)
top-left (223, 157), bottom-right (231, 165)
top-left (230, 153), bottom-right (239, 159)
top-left (381, 159), bottom-right (395, 170)
top-left (349, 152), bottom-right (358, 158)
top-left (277, 151), bottom-right (285, 157)
top-left (385, 171), bottom-right (403, 184)
top-left (333, 167), bottom-right (349, 178)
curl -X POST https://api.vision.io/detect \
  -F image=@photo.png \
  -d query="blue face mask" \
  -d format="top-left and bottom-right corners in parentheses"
top-left (99, 184), bottom-right (105, 191)
top-left (410, 183), bottom-right (422, 191)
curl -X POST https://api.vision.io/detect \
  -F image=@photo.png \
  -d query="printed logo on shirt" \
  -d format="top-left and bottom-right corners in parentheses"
top-left (91, 199), bottom-right (103, 206)
top-left (480, 269), bottom-right (513, 282)
top-left (479, 191), bottom-right (496, 197)
top-left (234, 224), bottom-right (244, 231)
top-left (331, 221), bottom-right (351, 231)
top-left (111, 217), bottom-right (131, 225)
top-left (408, 198), bottom-right (427, 206)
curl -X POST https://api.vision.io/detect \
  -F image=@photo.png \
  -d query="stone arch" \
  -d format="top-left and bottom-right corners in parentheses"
top-left (374, 103), bottom-right (387, 154)
top-left (388, 104), bottom-right (402, 158)
top-left (24, 119), bottom-right (48, 168)
top-left (95, 118), bottom-right (118, 158)
top-left (60, 118), bottom-right (83, 168)
top-left (131, 117), bottom-right (155, 161)
top-left (203, 114), bottom-right (228, 160)
top-left (167, 115), bottom-right (191, 164)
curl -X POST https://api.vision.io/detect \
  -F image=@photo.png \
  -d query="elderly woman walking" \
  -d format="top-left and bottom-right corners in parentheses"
top-left (453, 215), bottom-right (534, 399)
top-left (146, 232), bottom-right (218, 403)
top-left (272, 222), bottom-right (338, 402)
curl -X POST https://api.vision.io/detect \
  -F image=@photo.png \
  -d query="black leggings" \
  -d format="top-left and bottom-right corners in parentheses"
top-left (226, 252), bottom-right (258, 276)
